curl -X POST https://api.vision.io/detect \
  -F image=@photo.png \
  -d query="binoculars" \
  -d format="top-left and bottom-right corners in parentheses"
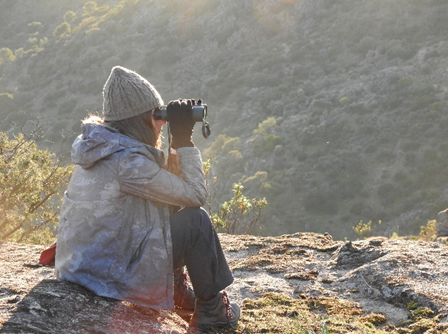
top-left (154, 104), bottom-right (207, 122)
top-left (153, 103), bottom-right (211, 138)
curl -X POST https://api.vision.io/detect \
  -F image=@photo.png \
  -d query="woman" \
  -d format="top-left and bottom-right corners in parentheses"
top-left (55, 66), bottom-right (239, 332)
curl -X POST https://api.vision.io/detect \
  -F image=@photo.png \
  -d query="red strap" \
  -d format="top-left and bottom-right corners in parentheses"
top-left (38, 243), bottom-right (57, 266)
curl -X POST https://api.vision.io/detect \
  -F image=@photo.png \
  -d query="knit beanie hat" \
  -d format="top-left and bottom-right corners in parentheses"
top-left (102, 66), bottom-right (164, 121)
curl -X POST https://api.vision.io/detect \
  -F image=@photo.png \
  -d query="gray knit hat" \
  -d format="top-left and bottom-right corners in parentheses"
top-left (102, 66), bottom-right (164, 121)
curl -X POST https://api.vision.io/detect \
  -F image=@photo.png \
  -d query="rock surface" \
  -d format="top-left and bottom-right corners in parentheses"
top-left (1, 233), bottom-right (447, 333)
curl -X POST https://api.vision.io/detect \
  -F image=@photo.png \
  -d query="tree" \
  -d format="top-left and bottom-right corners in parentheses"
top-left (53, 22), bottom-right (71, 39)
top-left (27, 22), bottom-right (43, 34)
top-left (83, 1), bottom-right (98, 16)
top-left (253, 117), bottom-right (278, 137)
top-left (0, 48), bottom-right (16, 65)
top-left (63, 11), bottom-right (77, 23)
top-left (0, 130), bottom-right (73, 244)
top-left (252, 117), bottom-right (282, 156)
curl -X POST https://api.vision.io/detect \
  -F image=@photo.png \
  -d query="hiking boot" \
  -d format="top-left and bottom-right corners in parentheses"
top-left (174, 267), bottom-right (196, 311)
top-left (188, 291), bottom-right (240, 333)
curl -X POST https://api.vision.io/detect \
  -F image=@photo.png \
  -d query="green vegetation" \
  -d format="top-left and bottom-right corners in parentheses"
top-left (252, 117), bottom-right (283, 156)
top-left (418, 220), bottom-right (437, 241)
top-left (0, 135), bottom-right (265, 244)
top-left (53, 22), bottom-right (71, 39)
top-left (212, 183), bottom-right (267, 235)
top-left (353, 220), bottom-right (373, 239)
top-left (215, 292), bottom-right (447, 334)
top-left (0, 130), bottom-right (73, 245)
top-left (1, 0), bottom-right (448, 239)
top-left (2, 2), bottom-right (448, 332)
top-left (0, 48), bottom-right (15, 65)
top-left (353, 219), bottom-right (438, 241)
top-left (203, 160), bottom-right (268, 235)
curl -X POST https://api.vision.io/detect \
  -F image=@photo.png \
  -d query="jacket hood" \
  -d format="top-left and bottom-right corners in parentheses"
top-left (71, 123), bottom-right (164, 169)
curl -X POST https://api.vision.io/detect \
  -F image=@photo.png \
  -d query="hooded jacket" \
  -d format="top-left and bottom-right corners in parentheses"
top-left (55, 123), bottom-right (207, 309)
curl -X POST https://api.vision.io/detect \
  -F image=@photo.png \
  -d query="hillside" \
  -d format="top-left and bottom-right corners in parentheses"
top-left (1, 235), bottom-right (447, 333)
top-left (1, 0), bottom-right (448, 239)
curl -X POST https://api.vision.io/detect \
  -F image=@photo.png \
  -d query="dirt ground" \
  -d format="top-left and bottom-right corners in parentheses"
top-left (1, 233), bottom-right (447, 333)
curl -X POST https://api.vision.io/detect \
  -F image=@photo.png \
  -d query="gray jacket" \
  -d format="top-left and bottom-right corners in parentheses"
top-left (55, 123), bottom-right (207, 309)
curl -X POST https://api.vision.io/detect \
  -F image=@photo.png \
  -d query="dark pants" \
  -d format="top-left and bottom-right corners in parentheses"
top-left (170, 207), bottom-right (233, 299)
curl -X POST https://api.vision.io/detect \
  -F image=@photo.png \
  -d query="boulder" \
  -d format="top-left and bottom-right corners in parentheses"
top-left (437, 208), bottom-right (448, 237)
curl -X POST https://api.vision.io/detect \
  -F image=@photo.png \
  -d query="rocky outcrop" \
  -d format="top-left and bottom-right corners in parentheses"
top-left (222, 233), bottom-right (448, 325)
top-left (437, 209), bottom-right (448, 237)
top-left (0, 243), bottom-right (188, 334)
top-left (1, 233), bottom-right (447, 333)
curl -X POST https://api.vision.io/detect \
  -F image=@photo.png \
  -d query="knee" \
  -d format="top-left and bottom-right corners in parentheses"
top-left (181, 207), bottom-right (211, 225)
top-left (171, 207), bottom-right (211, 227)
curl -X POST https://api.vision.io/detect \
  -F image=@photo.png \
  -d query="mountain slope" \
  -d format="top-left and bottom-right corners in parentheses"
top-left (1, 0), bottom-right (448, 238)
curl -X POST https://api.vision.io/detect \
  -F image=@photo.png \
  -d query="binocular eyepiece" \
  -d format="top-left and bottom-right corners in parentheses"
top-left (153, 104), bottom-right (208, 123)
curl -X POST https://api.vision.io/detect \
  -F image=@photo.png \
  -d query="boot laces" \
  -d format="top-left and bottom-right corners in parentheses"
top-left (221, 291), bottom-right (233, 321)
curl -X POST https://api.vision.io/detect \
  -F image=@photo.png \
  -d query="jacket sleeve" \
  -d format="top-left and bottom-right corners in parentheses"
top-left (165, 148), bottom-right (182, 177)
top-left (118, 147), bottom-right (207, 207)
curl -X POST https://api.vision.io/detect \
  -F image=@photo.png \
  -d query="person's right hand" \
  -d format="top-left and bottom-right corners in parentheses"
top-left (167, 99), bottom-right (195, 149)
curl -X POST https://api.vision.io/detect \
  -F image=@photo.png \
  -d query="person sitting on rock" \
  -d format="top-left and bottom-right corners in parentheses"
top-left (55, 66), bottom-right (240, 332)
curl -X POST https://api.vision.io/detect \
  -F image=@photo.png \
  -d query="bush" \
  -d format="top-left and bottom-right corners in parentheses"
top-left (254, 134), bottom-right (282, 156)
top-left (0, 130), bottom-right (73, 244)
top-left (418, 220), bottom-right (437, 241)
top-left (253, 117), bottom-right (282, 156)
top-left (83, 1), bottom-right (99, 16)
top-left (27, 22), bottom-right (43, 34)
top-left (0, 48), bottom-right (16, 65)
top-left (202, 162), bottom-right (268, 235)
top-left (243, 171), bottom-right (271, 194)
top-left (53, 22), bottom-right (71, 39)
top-left (211, 183), bottom-right (267, 235)
top-left (63, 11), bottom-right (77, 23)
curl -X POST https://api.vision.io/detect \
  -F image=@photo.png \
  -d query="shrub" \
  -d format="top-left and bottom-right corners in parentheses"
top-left (254, 117), bottom-right (277, 137)
top-left (243, 171), bottom-right (271, 194)
top-left (353, 220), bottom-right (372, 239)
top-left (27, 22), bottom-right (43, 34)
top-left (0, 48), bottom-right (16, 65)
top-left (204, 134), bottom-right (239, 158)
top-left (222, 137), bottom-right (240, 152)
top-left (253, 117), bottom-right (282, 156)
top-left (202, 161), bottom-right (268, 235)
top-left (53, 22), bottom-right (71, 39)
top-left (63, 11), bottom-right (77, 23)
top-left (254, 134), bottom-right (282, 156)
top-left (73, 17), bottom-right (98, 34)
top-left (418, 220), bottom-right (437, 241)
top-left (211, 183), bottom-right (267, 235)
top-left (0, 130), bottom-right (73, 244)
top-left (83, 1), bottom-right (99, 16)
